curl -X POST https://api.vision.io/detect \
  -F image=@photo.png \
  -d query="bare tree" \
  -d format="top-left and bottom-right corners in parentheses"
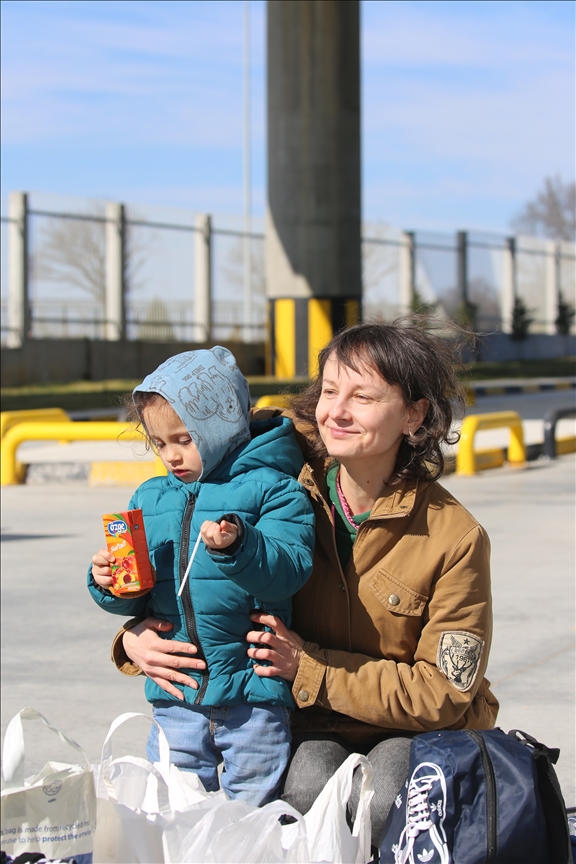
top-left (441, 277), bottom-right (500, 324)
top-left (220, 237), bottom-right (266, 299)
top-left (34, 217), bottom-right (107, 303)
top-left (511, 176), bottom-right (576, 242)
top-left (33, 213), bottom-right (149, 303)
top-left (138, 297), bottom-right (175, 341)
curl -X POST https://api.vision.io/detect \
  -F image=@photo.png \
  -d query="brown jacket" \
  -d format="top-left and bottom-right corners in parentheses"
top-left (289, 456), bottom-right (498, 749)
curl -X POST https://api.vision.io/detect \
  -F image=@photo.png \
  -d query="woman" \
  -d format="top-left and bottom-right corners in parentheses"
top-left (111, 322), bottom-right (498, 845)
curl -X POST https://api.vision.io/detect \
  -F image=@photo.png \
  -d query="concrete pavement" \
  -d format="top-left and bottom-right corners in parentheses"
top-left (1, 453), bottom-right (575, 804)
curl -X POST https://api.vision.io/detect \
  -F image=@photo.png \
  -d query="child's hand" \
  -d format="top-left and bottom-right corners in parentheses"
top-left (92, 548), bottom-right (115, 588)
top-left (200, 519), bottom-right (239, 550)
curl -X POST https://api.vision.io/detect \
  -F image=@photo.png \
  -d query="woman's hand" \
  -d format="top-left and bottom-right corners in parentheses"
top-left (123, 618), bottom-right (206, 701)
top-left (246, 613), bottom-right (305, 683)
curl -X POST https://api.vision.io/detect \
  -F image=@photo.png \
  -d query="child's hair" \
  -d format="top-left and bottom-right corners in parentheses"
top-left (290, 319), bottom-right (466, 484)
top-left (124, 391), bottom-right (168, 451)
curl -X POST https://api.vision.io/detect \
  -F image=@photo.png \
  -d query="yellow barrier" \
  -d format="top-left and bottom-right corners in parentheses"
top-left (0, 408), bottom-right (71, 440)
top-left (254, 394), bottom-right (295, 409)
top-left (456, 411), bottom-right (526, 476)
top-left (1, 422), bottom-right (166, 486)
top-left (1, 409), bottom-right (74, 481)
top-left (557, 436), bottom-right (576, 455)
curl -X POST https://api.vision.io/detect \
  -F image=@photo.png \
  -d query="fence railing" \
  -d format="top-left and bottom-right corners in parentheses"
top-left (1, 192), bottom-right (574, 347)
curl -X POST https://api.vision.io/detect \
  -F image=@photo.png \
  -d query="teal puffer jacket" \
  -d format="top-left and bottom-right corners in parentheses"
top-left (88, 417), bottom-right (314, 708)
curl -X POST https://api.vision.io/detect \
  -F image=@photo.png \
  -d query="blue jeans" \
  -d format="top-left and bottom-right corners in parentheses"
top-left (148, 701), bottom-right (292, 806)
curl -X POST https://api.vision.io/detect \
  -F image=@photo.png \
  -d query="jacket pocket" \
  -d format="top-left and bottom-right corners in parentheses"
top-left (368, 567), bottom-right (428, 616)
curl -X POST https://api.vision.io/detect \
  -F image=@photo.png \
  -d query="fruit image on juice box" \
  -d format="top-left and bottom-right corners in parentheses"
top-left (102, 509), bottom-right (155, 597)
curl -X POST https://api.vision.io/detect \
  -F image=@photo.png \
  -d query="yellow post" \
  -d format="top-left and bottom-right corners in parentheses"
top-left (456, 411), bottom-right (526, 476)
top-left (308, 299), bottom-right (332, 378)
top-left (274, 299), bottom-right (296, 378)
top-left (1, 422), bottom-right (155, 486)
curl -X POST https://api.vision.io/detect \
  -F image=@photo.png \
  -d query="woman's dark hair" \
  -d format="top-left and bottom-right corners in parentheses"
top-left (290, 320), bottom-right (466, 484)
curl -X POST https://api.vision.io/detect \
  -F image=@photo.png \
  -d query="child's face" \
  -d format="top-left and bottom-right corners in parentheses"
top-left (142, 401), bottom-right (202, 482)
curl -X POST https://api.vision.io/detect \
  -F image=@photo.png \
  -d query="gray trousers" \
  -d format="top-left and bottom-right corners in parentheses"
top-left (281, 732), bottom-right (413, 848)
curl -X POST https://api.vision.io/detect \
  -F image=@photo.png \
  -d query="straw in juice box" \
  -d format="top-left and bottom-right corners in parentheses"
top-left (102, 509), bottom-right (155, 597)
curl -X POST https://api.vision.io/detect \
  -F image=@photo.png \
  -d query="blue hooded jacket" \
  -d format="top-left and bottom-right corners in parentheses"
top-left (88, 348), bottom-right (314, 708)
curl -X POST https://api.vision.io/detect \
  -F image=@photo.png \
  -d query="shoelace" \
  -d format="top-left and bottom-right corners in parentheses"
top-left (394, 777), bottom-right (434, 864)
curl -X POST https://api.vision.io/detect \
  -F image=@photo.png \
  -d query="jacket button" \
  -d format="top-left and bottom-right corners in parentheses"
top-left (388, 594), bottom-right (400, 606)
top-left (298, 690), bottom-right (309, 702)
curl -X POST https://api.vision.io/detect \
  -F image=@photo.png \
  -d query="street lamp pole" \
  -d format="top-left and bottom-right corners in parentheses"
top-left (243, 0), bottom-right (252, 343)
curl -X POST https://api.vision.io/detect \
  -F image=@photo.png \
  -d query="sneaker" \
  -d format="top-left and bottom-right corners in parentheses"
top-left (392, 761), bottom-right (450, 864)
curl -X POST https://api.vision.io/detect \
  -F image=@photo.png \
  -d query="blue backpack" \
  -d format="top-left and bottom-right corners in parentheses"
top-left (379, 728), bottom-right (571, 864)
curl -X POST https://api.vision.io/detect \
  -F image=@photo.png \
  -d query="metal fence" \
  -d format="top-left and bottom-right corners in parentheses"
top-left (2, 191), bottom-right (575, 346)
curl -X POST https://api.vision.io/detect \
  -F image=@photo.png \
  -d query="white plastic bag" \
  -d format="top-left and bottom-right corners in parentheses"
top-left (92, 712), bottom-right (374, 864)
top-left (0, 707), bottom-right (96, 864)
top-left (94, 713), bottom-right (307, 863)
top-left (163, 751), bottom-right (373, 864)
top-left (304, 752), bottom-right (374, 864)
top-left (162, 797), bottom-right (309, 863)
top-left (92, 711), bottom-right (219, 864)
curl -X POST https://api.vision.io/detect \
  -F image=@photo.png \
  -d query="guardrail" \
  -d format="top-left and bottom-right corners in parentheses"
top-left (1, 422), bottom-right (165, 486)
top-left (542, 407), bottom-right (576, 459)
top-left (456, 411), bottom-right (526, 476)
top-left (0, 408), bottom-right (71, 440)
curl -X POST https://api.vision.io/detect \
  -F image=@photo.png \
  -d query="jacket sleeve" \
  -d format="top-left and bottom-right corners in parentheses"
top-left (110, 617), bottom-right (146, 676)
top-left (205, 475), bottom-right (315, 601)
top-left (292, 524), bottom-right (496, 732)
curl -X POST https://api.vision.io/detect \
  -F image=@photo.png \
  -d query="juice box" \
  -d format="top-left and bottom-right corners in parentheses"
top-left (102, 509), bottom-right (155, 597)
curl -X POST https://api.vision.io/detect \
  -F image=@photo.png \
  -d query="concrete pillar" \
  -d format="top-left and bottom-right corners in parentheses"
top-left (501, 237), bottom-right (516, 334)
top-left (7, 192), bottom-right (29, 348)
top-left (399, 232), bottom-right (415, 315)
top-left (544, 240), bottom-right (559, 335)
top-left (193, 214), bottom-right (212, 343)
top-left (266, 0), bottom-right (361, 377)
top-left (105, 202), bottom-right (125, 341)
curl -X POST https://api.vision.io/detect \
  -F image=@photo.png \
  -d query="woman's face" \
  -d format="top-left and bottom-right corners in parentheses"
top-left (315, 354), bottom-right (428, 476)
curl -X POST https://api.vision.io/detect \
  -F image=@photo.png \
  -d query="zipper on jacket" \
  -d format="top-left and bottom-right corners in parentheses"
top-left (179, 493), bottom-right (209, 703)
top-left (467, 730), bottom-right (497, 863)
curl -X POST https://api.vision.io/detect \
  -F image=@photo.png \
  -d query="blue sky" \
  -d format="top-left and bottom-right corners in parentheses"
top-left (1, 0), bottom-right (574, 233)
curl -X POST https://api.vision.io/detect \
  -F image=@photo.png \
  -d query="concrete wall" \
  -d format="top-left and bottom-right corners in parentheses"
top-left (2, 333), bottom-right (574, 388)
top-left (474, 333), bottom-right (576, 363)
top-left (1, 339), bottom-right (266, 388)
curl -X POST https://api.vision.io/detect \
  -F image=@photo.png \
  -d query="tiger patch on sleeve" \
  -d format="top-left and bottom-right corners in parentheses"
top-left (437, 631), bottom-right (484, 692)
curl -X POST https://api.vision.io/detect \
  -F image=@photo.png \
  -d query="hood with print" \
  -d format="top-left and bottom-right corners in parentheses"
top-left (134, 346), bottom-right (251, 480)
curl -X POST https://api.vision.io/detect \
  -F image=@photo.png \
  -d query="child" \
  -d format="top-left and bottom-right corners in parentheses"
top-left (88, 346), bottom-right (314, 806)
